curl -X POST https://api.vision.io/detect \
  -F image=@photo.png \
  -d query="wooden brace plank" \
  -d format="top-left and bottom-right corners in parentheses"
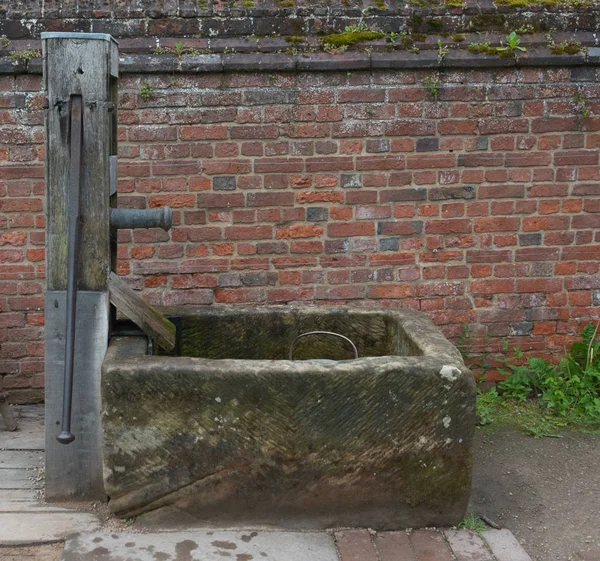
top-left (108, 272), bottom-right (176, 351)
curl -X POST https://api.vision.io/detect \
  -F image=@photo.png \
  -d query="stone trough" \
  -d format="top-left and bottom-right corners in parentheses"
top-left (101, 306), bottom-right (475, 529)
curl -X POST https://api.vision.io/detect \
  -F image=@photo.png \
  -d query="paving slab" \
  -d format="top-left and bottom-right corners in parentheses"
top-left (0, 406), bottom-right (44, 450)
top-left (411, 530), bottom-right (455, 561)
top-left (61, 531), bottom-right (340, 561)
top-left (0, 450), bottom-right (43, 469)
top-left (482, 529), bottom-right (532, 561)
top-left (0, 512), bottom-right (101, 545)
top-left (374, 531), bottom-right (416, 561)
top-left (335, 530), bottom-right (378, 561)
top-left (0, 406), bottom-right (102, 545)
top-left (444, 529), bottom-right (494, 561)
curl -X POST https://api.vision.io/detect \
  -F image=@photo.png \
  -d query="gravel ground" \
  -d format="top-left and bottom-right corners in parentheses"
top-left (472, 427), bottom-right (600, 561)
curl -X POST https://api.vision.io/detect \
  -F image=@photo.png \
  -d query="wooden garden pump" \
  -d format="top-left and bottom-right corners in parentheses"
top-left (44, 33), bottom-right (174, 499)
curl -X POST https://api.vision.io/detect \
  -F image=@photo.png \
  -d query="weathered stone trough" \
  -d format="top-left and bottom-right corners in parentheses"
top-left (101, 306), bottom-right (475, 529)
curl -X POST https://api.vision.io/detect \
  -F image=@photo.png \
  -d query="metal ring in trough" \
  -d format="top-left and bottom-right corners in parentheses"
top-left (288, 331), bottom-right (359, 361)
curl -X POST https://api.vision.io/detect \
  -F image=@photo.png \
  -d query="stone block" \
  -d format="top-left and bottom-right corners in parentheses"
top-left (102, 306), bottom-right (475, 529)
top-left (482, 529), bottom-right (532, 561)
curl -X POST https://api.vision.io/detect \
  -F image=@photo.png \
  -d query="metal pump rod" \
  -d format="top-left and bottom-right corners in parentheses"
top-left (57, 95), bottom-right (83, 445)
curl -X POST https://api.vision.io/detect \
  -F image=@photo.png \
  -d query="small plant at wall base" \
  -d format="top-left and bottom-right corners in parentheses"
top-left (478, 323), bottom-right (600, 435)
top-left (459, 510), bottom-right (488, 532)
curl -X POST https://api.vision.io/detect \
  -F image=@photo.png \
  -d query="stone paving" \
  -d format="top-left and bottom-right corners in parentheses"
top-left (0, 407), bottom-right (101, 545)
top-left (60, 528), bottom-right (533, 561)
top-left (1, 406), bottom-right (538, 561)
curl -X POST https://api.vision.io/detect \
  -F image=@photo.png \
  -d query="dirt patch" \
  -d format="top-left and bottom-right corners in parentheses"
top-left (0, 543), bottom-right (64, 561)
top-left (472, 427), bottom-right (600, 561)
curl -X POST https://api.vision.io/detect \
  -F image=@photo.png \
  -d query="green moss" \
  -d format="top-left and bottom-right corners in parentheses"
top-left (445, 0), bottom-right (465, 6)
top-left (467, 14), bottom-right (507, 31)
top-left (550, 40), bottom-right (586, 55)
top-left (406, 0), bottom-right (433, 6)
top-left (452, 33), bottom-right (466, 42)
top-left (412, 32), bottom-right (427, 42)
top-left (8, 49), bottom-right (41, 63)
top-left (401, 35), bottom-right (415, 49)
top-left (374, 0), bottom-right (387, 8)
top-left (425, 18), bottom-right (445, 32)
top-left (285, 35), bottom-right (304, 44)
top-left (278, 0), bottom-right (295, 7)
top-left (243, 0), bottom-right (255, 7)
top-left (495, 0), bottom-right (531, 7)
top-left (321, 30), bottom-right (385, 48)
top-left (197, 0), bottom-right (208, 7)
top-left (407, 13), bottom-right (424, 33)
top-left (467, 42), bottom-right (495, 55)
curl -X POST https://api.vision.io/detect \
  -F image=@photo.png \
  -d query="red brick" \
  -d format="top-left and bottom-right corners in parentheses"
top-left (426, 219), bottom-right (472, 234)
top-left (336, 530), bottom-right (378, 561)
top-left (474, 217), bottom-right (520, 233)
top-left (149, 194), bottom-right (195, 208)
top-left (505, 152), bottom-right (551, 167)
top-left (296, 191), bottom-right (344, 204)
top-left (315, 285), bottom-right (365, 300)
top-left (247, 192), bottom-right (295, 207)
top-left (516, 279), bottom-right (563, 293)
top-left (406, 154), bottom-right (456, 169)
top-left (478, 118), bottom-right (529, 135)
top-left (231, 126), bottom-right (279, 139)
top-left (470, 279), bottom-right (515, 294)
top-left (410, 530), bottom-right (454, 561)
top-left (327, 222), bottom-right (375, 238)
top-left (479, 185), bottom-right (525, 199)
top-left (276, 225), bottom-right (323, 239)
top-left (554, 150), bottom-right (599, 166)
top-left (522, 216), bottom-right (570, 231)
top-left (368, 284), bottom-right (414, 299)
top-left (289, 241), bottom-right (323, 253)
top-left (267, 287), bottom-right (314, 302)
top-left (531, 117), bottom-right (578, 133)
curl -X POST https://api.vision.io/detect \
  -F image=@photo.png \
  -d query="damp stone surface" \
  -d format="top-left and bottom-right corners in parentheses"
top-left (101, 306), bottom-right (475, 529)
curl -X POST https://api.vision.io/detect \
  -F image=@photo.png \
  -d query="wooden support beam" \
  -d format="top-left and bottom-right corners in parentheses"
top-left (108, 272), bottom-right (176, 352)
top-left (43, 32), bottom-right (118, 501)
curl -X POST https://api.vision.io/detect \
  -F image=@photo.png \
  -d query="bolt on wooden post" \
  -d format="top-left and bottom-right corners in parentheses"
top-left (43, 33), bottom-right (118, 500)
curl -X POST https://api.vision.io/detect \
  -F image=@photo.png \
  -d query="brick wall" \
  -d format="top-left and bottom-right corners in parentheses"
top-left (1, 62), bottom-right (600, 402)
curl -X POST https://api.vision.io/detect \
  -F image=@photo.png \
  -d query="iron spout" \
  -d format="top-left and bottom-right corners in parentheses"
top-left (110, 207), bottom-right (172, 231)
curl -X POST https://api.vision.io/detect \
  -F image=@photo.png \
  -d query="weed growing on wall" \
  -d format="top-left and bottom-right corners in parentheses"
top-left (139, 81), bottom-right (154, 101)
top-left (422, 75), bottom-right (442, 100)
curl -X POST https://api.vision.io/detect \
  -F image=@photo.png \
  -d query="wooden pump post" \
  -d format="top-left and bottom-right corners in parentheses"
top-left (43, 33), bottom-right (118, 500)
